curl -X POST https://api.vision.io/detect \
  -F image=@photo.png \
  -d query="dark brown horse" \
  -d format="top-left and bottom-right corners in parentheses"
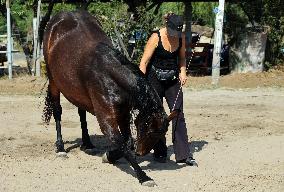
top-left (42, 10), bottom-right (177, 186)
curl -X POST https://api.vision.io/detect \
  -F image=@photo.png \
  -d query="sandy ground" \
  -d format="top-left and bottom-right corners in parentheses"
top-left (0, 72), bottom-right (284, 192)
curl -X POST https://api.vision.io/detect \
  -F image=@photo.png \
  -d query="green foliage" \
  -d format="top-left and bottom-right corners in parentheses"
top-left (160, 2), bottom-right (184, 16)
top-left (88, 1), bottom-right (163, 64)
top-left (224, 3), bottom-right (248, 46)
top-left (10, 0), bottom-right (33, 35)
top-left (51, 2), bottom-right (76, 13)
top-left (88, 1), bottom-right (129, 37)
top-left (239, 0), bottom-right (263, 25)
top-left (233, 0), bottom-right (284, 66)
top-left (262, 0), bottom-right (284, 66)
top-left (0, 0), bottom-right (282, 68)
top-left (192, 2), bottom-right (218, 27)
top-left (0, 18), bottom-right (5, 34)
top-left (0, 0), bottom-right (33, 37)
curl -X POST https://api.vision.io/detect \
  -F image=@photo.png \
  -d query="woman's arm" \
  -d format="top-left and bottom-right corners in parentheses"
top-left (178, 33), bottom-right (187, 85)
top-left (139, 33), bottom-right (158, 74)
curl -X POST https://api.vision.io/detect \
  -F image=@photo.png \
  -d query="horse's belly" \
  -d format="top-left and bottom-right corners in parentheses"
top-left (49, 62), bottom-right (94, 113)
top-left (61, 86), bottom-right (94, 113)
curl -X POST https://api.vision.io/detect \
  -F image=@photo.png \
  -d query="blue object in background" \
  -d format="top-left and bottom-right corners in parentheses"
top-left (213, 7), bottom-right (219, 14)
top-left (135, 30), bottom-right (147, 40)
top-left (135, 31), bottom-right (142, 40)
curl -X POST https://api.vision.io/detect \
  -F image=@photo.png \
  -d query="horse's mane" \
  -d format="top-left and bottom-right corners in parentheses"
top-left (95, 42), bottom-right (142, 75)
top-left (113, 49), bottom-right (164, 126)
top-left (96, 43), bottom-right (163, 119)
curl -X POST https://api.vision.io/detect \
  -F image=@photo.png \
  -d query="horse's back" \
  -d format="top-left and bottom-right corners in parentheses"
top-left (43, 11), bottom-right (110, 62)
top-left (43, 11), bottom-right (140, 114)
top-left (43, 11), bottom-right (113, 113)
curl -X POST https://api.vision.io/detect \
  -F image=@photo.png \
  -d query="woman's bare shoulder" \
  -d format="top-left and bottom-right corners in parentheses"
top-left (147, 32), bottom-right (159, 47)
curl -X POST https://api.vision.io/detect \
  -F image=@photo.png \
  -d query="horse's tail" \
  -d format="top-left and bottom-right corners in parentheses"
top-left (42, 85), bottom-right (53, 125)
top-left (38, 1), bottom-right (54, 46)
top-left (40, 0), bottom-right (54, 125)
top-left (42, 88), bottom-right (53, 124)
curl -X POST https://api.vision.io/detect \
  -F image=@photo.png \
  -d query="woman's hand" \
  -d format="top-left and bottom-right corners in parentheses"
top-left (179, 71), bottom-right (188, 86)
top-left (178, 33), bottom-right (187, 86)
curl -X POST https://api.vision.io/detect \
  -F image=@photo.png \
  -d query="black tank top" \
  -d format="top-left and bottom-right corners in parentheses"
top-left (149, 30), bottom-right (182, 70)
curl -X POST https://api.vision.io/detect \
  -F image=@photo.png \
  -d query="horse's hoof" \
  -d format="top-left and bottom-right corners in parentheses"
top-left (102, 153), bottom-right (109, 163)
top-left (56, 152), bottom-right (68, 158)
top-left (141, 180), bottom-right (157, 187)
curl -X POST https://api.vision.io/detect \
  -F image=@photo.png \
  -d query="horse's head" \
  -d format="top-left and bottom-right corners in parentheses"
top-left (134, 109), bottom-right (179, 156)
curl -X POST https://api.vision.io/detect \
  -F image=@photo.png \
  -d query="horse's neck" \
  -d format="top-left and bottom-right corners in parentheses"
top-left (133, 76), bottom-right (161, 114)
top-left (111, 50), bottom-right (162, 113)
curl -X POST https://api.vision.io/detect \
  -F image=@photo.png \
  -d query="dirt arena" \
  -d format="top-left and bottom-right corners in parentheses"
top-left (0, 70), bottom-right (284, 192)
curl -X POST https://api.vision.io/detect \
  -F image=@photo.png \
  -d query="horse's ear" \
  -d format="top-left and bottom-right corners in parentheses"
top-left (167, 109), bottom-right (181, 122)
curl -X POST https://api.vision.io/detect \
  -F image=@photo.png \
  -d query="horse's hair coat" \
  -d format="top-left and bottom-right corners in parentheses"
top-left (42, 10), bottom-right (171, 185)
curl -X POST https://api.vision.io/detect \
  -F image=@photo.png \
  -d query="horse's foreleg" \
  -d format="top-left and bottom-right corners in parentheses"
top-left (100, 127), bottom-right (124, 164)
top-left (118, 111), bottom-right (134, 150)
top-left (119, 114), bottom-right (155, 186)
top-left (102, 128), bottom-right (155, 185)
top-left (103, 146), bottom-right (155, 186)
top-left (100, 110), bottom-right (131, 163)
top-left (78, 108), bottom-right (95, 151)
top-left (96, 109), bottom-right (155, 186)
top-left (48, 82), bottom-right (65, 154)
top-left (123, 150), bottom-right (156, 186)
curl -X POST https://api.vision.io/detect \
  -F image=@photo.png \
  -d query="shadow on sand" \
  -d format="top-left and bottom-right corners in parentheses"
top-left (64, 134), bottom-right (110, 156)
top-left (64, 135), bottom-right (208, 179)
top-left (189, 140), bottom-right (209, 154)
top-left (167, 140), bottom-right (209, 158)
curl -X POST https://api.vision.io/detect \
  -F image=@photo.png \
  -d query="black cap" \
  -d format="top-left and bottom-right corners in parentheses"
top-left (167, 15), bottom-right (183, 31)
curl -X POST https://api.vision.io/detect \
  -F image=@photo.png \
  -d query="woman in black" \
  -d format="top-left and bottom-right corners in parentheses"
top-left (139, 13), bottom-right (195, 165)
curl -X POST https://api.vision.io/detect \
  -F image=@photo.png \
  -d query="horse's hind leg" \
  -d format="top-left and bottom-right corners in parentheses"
top-left (48, 81), bottom-right (66, 154)
top-left (78, 108), bottom-right (95, 151)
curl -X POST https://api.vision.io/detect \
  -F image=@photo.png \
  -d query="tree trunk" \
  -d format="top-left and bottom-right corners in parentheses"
top-left (230, 27), bottom-right (267, 73)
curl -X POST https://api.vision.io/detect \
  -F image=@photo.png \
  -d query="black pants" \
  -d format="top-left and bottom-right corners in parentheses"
top-left (147, 69), bottom-right (190, 161)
